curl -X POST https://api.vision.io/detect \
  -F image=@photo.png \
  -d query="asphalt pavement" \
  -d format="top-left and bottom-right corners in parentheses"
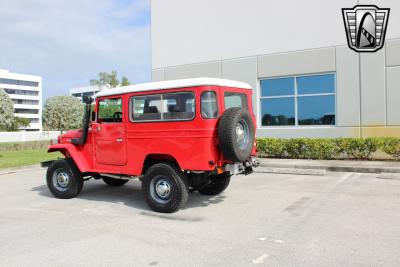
top-left (0, 167), bottom-right (400, 266)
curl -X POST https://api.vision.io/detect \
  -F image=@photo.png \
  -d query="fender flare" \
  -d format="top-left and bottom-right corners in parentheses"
top-left (48, 144), bottom-right (91, 172)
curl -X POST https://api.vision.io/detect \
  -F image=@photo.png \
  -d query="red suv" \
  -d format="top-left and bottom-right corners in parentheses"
top-left (43, 78), bottom-right (258, 213)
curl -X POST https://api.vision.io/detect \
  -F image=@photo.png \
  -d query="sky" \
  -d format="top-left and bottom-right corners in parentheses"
top-left (0, 0), bottom-right (151, 101)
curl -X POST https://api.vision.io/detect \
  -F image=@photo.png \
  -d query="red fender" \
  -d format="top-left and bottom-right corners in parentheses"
top-left (48, 144), bottom-right (92, 172)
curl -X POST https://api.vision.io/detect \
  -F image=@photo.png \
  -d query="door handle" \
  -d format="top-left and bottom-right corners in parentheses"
top-left (116, 138), bottom-right (123, 143)
top-left (96, 125), bottom-right (101, 132)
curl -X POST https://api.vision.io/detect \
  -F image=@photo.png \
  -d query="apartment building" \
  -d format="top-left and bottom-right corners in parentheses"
top-left (0, 69), bottom-right (42, 131)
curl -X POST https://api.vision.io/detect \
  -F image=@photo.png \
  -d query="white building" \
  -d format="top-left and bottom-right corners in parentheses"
top-left (151, 0), bottom-right (400, 138)
top-left (70, 85), bottom-right (109, 102)
top-left (0, 69), bottom-right (42, 131)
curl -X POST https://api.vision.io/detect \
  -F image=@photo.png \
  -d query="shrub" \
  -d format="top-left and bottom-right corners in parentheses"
top-left (256, 137), bottom-right (398, 160)
top-left (334, 137), bottom-right (378, 159)
top-left (379, 137), bottom-right (400, 159)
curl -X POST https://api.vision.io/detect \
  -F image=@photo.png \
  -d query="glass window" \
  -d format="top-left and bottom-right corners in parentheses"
top-left (14, 109), bottom-right (39, 114)
top-left (260, 73), bottom-right (335, 126)
top-left (131, 92), bottom-right (195, 122)
top-left (0, 78), bottom-right (38, 87)
top-left (298, 95), bottom-right (335, 125)
top-left (201, 91), bottom-right (218, 119)
top-left (163, 92), bottom-right (195, 120)
top-left (261, 98), bottom-right (295, 126)
top-left (132, 94), bottom-right (162, 121)
top-left (260, 77), bottom-right (294, 97)
top-left (97, 98), bottom-right (123, 123)
top-left (297, 74), bottom-right (335, 94)
top-left (224, 92), bottom-right (248, 109)
top-left (4, 88), bottom-right (39, 96)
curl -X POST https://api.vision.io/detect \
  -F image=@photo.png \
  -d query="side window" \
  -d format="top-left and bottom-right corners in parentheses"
top-left (201, 91), bottom-right (218, 118)
top-left (131, 92), bottom-right (195, 122)
top-left (224, 92), bottom-right (248, 110)
top-left (163, 92), bottom-right (195, 120)
top-left (132, 94), bottom-right (162, 121)
top-left (97, 98), bottom-right (123, 123)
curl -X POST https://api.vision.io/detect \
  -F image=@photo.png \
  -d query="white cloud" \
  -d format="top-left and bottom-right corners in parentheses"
top-left (0, 0), bottom-right (151, 100)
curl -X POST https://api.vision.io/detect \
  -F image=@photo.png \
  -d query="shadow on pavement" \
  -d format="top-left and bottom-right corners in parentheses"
top-left (31, 179), bottom-right (226, 214)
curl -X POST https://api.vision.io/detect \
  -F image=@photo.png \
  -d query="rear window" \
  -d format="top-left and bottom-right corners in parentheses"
top-left (131, 92), bottom-right (195, 122)
top-left (224, 92), bottom-right (248, 110)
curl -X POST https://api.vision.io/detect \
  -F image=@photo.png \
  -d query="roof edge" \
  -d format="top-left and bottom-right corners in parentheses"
top-left (95, 77), bottom-right (252, 98)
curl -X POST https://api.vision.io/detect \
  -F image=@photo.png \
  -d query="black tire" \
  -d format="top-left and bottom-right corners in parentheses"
top-left (102, 177), bottom-right (129, 186)
top-left (142, 163), bottom-right (189, 213)
top-left (46, 158), bottom-right (83, 199)
top-left (198, 173), bottom-right (231, 195)
top-left (218, 107), bottom-right (255, 162)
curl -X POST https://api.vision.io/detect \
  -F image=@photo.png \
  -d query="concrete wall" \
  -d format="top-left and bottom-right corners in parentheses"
top-left (152, 38), bottom-right (400, 138)
top-left (151, 0), bottom-right (400, 69)
top-left (0, 131), bottom-right (60, 143)
top-left (151, 0), bottom-right (400, 138)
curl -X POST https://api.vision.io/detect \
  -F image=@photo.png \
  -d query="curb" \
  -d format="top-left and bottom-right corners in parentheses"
top-left (258, 161), bottom-right (400, 174)
top-left (255, 167), bottom-right (326, 176)
top-left (0, 164), bottom-right (42, 175)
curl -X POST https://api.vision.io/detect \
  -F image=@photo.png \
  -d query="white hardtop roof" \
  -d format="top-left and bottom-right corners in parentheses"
top-left (95, 77), bottom-right (252, 98)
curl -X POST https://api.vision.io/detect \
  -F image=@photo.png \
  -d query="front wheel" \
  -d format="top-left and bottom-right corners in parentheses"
top-left (142, 163), bottom-right (189, 213)
top-left (46, 159), bottom-right (83, 199)
top-left (198, 173), bottom-right (231, 195)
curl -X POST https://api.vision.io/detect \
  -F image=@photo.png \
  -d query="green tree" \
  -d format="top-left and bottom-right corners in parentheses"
top-left (42, 96), bottom-right (84, 133)
top-left (10, 117), bottom-right (30, 131)
top-left (121, 76), bottom-right (130, 86)
top-left (0, 88), bottom-right (15, 131)
top-left (90, 70), bottom-right (130, 88)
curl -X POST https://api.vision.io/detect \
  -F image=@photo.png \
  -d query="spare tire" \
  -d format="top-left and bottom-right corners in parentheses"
top-left (218, 107), bottom-right (255, 162)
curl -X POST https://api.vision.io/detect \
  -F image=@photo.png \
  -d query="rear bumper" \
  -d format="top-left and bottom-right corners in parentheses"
top-left (224, 157), bottom-right (259, 176)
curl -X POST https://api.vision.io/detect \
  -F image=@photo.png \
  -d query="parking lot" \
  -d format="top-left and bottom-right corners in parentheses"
top-left (0, 167), bottom-right (400, 266)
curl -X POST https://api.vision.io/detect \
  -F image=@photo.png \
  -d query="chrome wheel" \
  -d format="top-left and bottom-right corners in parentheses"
top-left (236, 119), bottom-right (250, 150)
top-left (52, 168), bottom-right (70, 192)
top-left (150, 177), bottom-right (172, 204)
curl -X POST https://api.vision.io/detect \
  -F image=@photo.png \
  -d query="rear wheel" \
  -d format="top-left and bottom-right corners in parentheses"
top-left (46, 159), bottom-right (83, 199)
top-left (102, 177), bottom-right (129, 186)
top-left (142, 163), bottom-right (189, 213)
top-left (198, 173), bottom-right (231, 195)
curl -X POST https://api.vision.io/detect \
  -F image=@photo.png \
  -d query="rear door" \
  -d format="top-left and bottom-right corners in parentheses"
top-left (94, 97), bottom-right (127, 166)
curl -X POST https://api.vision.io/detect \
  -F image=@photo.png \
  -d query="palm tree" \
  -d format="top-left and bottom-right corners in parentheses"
top-left (90, 71), bottom-right (130, 88)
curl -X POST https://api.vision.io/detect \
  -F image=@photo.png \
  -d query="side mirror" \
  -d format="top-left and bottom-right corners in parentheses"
top-left (91, 111), bottom-right (96, 122)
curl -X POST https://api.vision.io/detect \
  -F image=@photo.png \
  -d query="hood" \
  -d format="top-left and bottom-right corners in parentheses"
top-left (60, 129), bottom-right (82, 143)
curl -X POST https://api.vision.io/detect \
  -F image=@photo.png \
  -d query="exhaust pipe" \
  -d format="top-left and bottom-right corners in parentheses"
top-left (71, 96), bottom-right (92, 145)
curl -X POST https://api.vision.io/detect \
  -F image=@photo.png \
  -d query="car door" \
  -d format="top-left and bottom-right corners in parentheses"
top-left (94, 97), bottom-right (127, 166)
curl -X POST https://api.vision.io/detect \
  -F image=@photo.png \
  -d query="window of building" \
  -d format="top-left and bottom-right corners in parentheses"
top-left (14, 108), bottom-right (39, 114)
top-left (0, 78), bottom-right (39, 87)
top-left (12, 99), bottom-right (39, 105)
top-left (201, 91), bottom-right (218, 119)
top-left (131, 92), bottom-right (195, 122)
top-left (224, 92), bottom-right (248, 110)
top-left (260, 73), bottom-right (335, 126)
top-left (97, 98), bottom-right (123, 123)
top-left (4, 88), bottom-right (39, 96)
